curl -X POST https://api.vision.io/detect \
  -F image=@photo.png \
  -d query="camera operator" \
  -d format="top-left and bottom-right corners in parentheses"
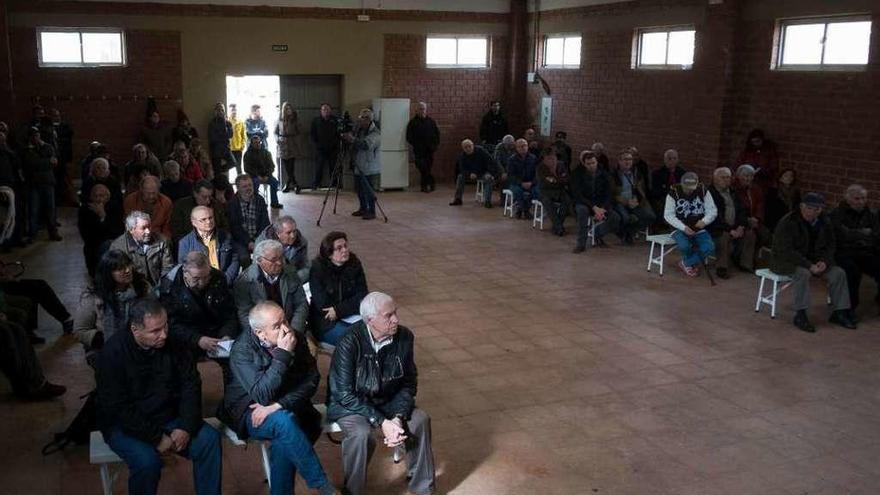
top-left (309, 103), bottom-right (340, 190)
top-left (343, 109), bottom-right (381, 221)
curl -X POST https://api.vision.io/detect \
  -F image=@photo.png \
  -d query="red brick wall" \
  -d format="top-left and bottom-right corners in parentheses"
top-left (382, 34), bottom-right (509, 180)
top-left (8, 27), bottom-right (182, 164)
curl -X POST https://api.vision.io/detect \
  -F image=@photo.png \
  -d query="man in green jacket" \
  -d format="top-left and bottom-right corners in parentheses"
top-left (770, 192), bottom-right (857, 332)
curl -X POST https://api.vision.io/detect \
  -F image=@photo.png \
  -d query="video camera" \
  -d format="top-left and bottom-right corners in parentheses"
top-left (337, 111), bottom-right (354, 135)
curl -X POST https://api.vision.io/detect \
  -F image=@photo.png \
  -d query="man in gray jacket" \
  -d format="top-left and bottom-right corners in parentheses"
top-left (233, 239), bottom-right (308, 333)
top-left (345, 109), bottom-right (381, 220)
top-left (254, 216), bottom-right (310, 282)
top-left (109, 210), bottom-right (174, 286)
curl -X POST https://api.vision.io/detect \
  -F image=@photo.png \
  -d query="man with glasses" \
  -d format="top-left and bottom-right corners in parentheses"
top-left (234, 239), bottom-right (308, 333)
top-left (177, 205), bottom-right (240, 285)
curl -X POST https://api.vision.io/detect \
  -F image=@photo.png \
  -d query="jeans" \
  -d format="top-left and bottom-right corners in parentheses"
top-left (106, 419), bottom-right (222, 495)
top-left (508, 183), bottom-right (534, 215)
top-left (321, 320), bottom-right (353, 346)
top-left (253, 176), bottom-right (280, 206)
top-left (614, 203), bottom-right (655, 239)
top-left (355, 174), bottom-right (380, 215)
top-left (313, 149), bottom-right (338, 188)
top-left (246, 409), bottom-right (331, 495)
top-left (454, 173), bottom-right (494, 205)
top-left (575, 204), bottom-right (621, 249)
top-left (672, 230), bottom-right (715, 268)
top-left (28, 184), bottom-right (58, 238)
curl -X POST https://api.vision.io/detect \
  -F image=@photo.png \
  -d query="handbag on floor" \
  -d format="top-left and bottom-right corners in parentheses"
top-left (41, 390), bottom-right (96, 455)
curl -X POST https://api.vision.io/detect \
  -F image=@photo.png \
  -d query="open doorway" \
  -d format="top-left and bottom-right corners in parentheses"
top-left (225, 75), bottom-right (280, 181)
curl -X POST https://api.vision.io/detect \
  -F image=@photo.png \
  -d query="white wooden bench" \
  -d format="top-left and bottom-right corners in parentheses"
top-left (502, 189), bottom-right (513, 217)
top-left (531, 199), bottom-right (544, 230)
top-left (646, 233), bottom-right (677, 276)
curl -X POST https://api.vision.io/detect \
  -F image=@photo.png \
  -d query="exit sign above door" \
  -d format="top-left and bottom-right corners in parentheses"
top-left (271, 45), bottom-right (288, 52)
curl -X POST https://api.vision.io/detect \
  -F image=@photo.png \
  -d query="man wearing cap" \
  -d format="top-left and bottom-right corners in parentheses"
top-left (771, 192), bottom-right (857, 332)
top-left (664, 172), bottom-right (717, 277)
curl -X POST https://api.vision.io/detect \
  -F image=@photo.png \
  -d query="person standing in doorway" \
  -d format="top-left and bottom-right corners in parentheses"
top-left (406, 102), bottom-right (440, 193)
top-left (275, 102), bottom-right (301, 194)
top-left (228, 104), bottom-right (246, 176)
top-left (309, 103), bottom-right (340, 190)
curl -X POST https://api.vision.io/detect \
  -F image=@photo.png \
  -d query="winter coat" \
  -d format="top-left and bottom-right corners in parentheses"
top-left (123, 191), bottom-right (173, 240)
top-left (707, 185), bottom-right (748, 236)
top-left (308, 255), bottom-right (368, 339)
top-left (177, 229), bottom-right (240, 285)
top-left (351, 122), bottom-right (381, 176)
top-left (274, 117), bottom-right (302, 160)
top-left (157, 264), bottom-right (240, 349)
top-left (227, 194), bottom-right (270, 247)
top-left (208, 117), bottom-right (233, 157)
top-left (569, 165), bottom-right (612, 210)
top-left (770, 211), bottom-right (837, 275)
top-left (479, 110), bottom-right (508, 146)
top-left (829, 202), bottom-right (880, 258)
top-left (255, 225), bottom-right (310, 283)
top-left (109, 232), bottom-right (174, 287)
top-left (22, 142), bottom-right (56, 186)
top-left (310, 115), bottom-right (340, 152)
top-left (243, 146), bottom-right (275, 178)
top-left (405, 115), bottom-right (440, 154)
top-left (456, 146), bottom-right (498, 178)
top-left (234, 262), bottom-right (308, 333)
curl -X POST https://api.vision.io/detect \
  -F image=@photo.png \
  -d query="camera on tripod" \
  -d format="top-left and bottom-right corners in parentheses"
top-left (337, 111), bottom-right (354, 135)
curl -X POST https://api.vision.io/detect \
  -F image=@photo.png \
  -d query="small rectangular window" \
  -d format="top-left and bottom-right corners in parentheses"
top-left (38, 28), bottom-right (126, 67)
top-left (775, 16), bottom-right (871, 70)
top-left (426, 36), bottom-right (488, 68)
top-left (543, 35), bottom-right (581, 68)
top-left (634, 26), bottom-right (695, 69)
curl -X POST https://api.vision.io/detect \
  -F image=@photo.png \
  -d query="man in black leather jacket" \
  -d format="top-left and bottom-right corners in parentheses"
top-left (327, 292), bottom-right (435, 495)
top-left (221, 301), bottom-right (339, 495)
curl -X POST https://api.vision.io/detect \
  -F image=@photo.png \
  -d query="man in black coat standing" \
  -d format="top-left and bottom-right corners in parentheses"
top-left (479, 100), bottom-right (508, 148)
top-left (406, 102), bottom-right (440, 193)
top-left (310, 103), bottom-right (340, 190)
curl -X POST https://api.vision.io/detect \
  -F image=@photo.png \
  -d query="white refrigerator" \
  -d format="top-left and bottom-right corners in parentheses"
top-left (371, 98), bottom-right (411, 189)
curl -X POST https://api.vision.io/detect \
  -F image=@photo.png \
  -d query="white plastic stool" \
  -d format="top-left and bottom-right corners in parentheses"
top-left (474, 180), bottom-right (485, 203)
top-left (754, 268), bottom-right (793, 319)
top-left (258, 182), bottom-right (272, 204)
top-left (502, 189), bottom-right (514, 217)
top-left (587, 217), bottom-right (605, 247)
top-left (531, 199), bottom-right (544, 230)
top-left (646, 233), bottom-right (677, 276)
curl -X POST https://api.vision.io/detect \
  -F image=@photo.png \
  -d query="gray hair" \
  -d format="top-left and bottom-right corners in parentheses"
top-left (254, 239), bottom-right (283, 261)
top-left (248, 300), bottom-right (282, 332)
top-left (461, 139), bottom-right (474, 147)
top-left (713, 167), bottom-right (732, 178)
top-left (90, 157), bottom-right (109, 174)
top-left (140, 175), bottom-right (160, 189)
top-left (846, 184), bottom-right (867, 198)
top-left (182, 251), bottom-right (210, 271)
top-left (272, 215), bottom-right (296, 231)
top-left (359, 291), bottom-right (394, 322)
top-left (736, 164), bottom-right (756, 176)
top-left (501, 134), bottom-right (515, 145)
top-left (162, 160), bottom-right (180, 174)
top-left (125, 210), bottom-right (151, 231)
top-left (664, 149), bottom-right (679, 159)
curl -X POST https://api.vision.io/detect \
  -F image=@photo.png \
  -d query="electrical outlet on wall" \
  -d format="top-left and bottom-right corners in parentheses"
top-left (357, 14), bottom-right (370, 22)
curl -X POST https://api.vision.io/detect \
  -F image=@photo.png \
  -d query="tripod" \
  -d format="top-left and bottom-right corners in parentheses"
top-left (316, 137), bottom-right (389, 226)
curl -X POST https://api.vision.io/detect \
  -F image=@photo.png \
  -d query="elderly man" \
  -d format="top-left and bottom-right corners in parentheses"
top-left (506, 138), bottom-right (539, 218)
top-left (664, 172), bottom-right (717, 278)
top-left (830, 185), bottom-right (880, 312)
top-left (124, 175), bottom-right (173, 240)
top-left (171, 179), bottom-right (229, 244)
top-left (157, 251), bottom-right (238, 359)
top-left (255, 216), bottom-right (310, 282)
top-left (227, 174), bottom-right (270, 265)
top-left (22, 126), bottom-right (62, 242)
top-left (493, 134), bottom-right (516, 173)
top-left (707, 167), bottom-right (748, 280)
top-left (160, 160), bottom-right (192, 202)
top-left (734, 164), bottom-right (770, 272)
top-left (234, 239), bottom-right (308, 334)
top-left (345, 109), bottom-right (381, 220)
top-left (243, 134), bottom-right (283, 209)
top-left (110, 211), bottom-right (174, 286)
top-left (479, 100), bottom-right (508, 147)
top-left (612, 149), bottom-right (655, 244)
top-left (449, 139), bottom-right (500, 208)
top-left (221, 301), bottom-right (340, 495)
top-left (405, 102), bottom-right (440, 193)
top-left (96, 297), bottom-right (222, 495)
top-left (771, 193), bottom-right (857, 332)
top-left (327, 292), bottom-right (435, 495)
top-left (651, 149), bottom-right (688, 216)
top-left (178, 206), bottom-right (239, 285)
top-left (571, 150), bottom-right (620, 253)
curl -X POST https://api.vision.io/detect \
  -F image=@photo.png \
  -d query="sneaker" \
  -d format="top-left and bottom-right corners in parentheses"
top-left (25, 381), bottom-right (66, 401)
top-left (793, 310), bottom-right (816, 333)
top-left (449, 199), bottom-right (463, 206)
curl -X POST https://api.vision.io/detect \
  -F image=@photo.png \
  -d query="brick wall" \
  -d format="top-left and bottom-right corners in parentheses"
top-left (382, 34), bottom-right (508, 180)
top-left (8, 28), bottom-right (182, 164)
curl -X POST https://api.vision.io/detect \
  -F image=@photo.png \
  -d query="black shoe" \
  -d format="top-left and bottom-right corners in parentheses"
top-left (429, 181), bottom-right (436, 192)
top-left (282, 184), bottom-right (292, 193)
top-left (361, 213), bottom-right (376, 220)
top-left (294, 185), bottom-right (301, 194)
top-left (716, 267), bottom-right (729, 279)
top-left (449, 199), bottom-right (462, 206)
top-left (573, 245), bottom-right (585, 254)
top-left (62, 319), bottom-right (74, 335)
top-left (484, 202), bottom-right (492, 209)
top-left (793, 310), bottom-right (816, 333)
top-left (28, 332), bottom-right (46, 345)
top-left (596, 238), bottom-right (608, 248)
top-left (351, 210), bottom-right (364, 217)
top-left (271, 203), bottom-right (284, 209)
top-left (310, 183), bottom-right (320, 190)
top-left (829, 310), bottom-right (857, 330)
top-left (25, 382), bottom-right (66, 401)
top-left (49, 233), bottom-right (63, 242)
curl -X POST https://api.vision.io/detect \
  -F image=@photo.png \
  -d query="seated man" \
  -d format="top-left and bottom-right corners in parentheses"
top-left (449, 139), bottom-right (500, 208)
top-left (552, 131), bottom-right (573, 171)
top-left (650, 149), bottom-right (687, 219)
top-left (243, 134), bottom-right (283, 209)
top-left (830, 184), bottom-right (880, 313)
top-left (178, 206), bottom-right (239, 285)
top-left (123, 176), bottom-right (173, 240)
top-left (707, 167), bottom-right (748, 279)
top-left (664, 172), bottom-right (717, 278)
top-left (159, 160), bottom-right (192, 202)
top-left (327, 292), bottom-right (435, 495)
top-left (234, 239), bottom-right (308, 334)
top-left (110, 211), bottom-right (174, 287)
top-left (255, 215), bottom-right (310, 282)
top-left (506, 138), bottom-right (538, 219)
top-left (493, 134), bottom-right (516, 174)
top-left (536, 148), bottom-right (569, 236)
top-left (734, 164), bottom-right (771, 271)
top-left (221, 301), bottom-right (340, 495)
top-left (771, 193), bottom-right (857, 332)
top-left (157, 251), bottom-right (239, 366)
top-left (170, 179), bottom-right (229, 245)
top-left (611, 149), bottom-right (655, 244)
top-left (571, 150), bottom-right (620, 253)
top-left (227, 174), bottom-right (269, 266)
top-left (96, 297), bottom-right (222, 495)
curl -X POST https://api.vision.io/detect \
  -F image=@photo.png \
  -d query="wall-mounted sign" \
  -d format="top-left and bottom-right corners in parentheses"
top-left (540, 97), bottom-right (552, 137)
top-left (271, 45), bottom-right (288, 52)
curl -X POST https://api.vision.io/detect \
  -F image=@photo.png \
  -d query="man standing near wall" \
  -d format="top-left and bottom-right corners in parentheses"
top-left (406, 102), bottom-right (440, 193)
top-left (479, 100), bottom-right (508, 148)
top-left (310, 103), bottom-right (340, 190)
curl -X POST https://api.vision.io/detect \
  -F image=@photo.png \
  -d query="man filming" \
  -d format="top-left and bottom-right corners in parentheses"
top-left (343, 109), bottom-right (381, 221)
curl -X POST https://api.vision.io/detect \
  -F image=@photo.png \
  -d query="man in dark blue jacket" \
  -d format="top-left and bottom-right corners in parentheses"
top-left (506, 138), bottom-right (538, 218)
top-left (449, 139), bottom-right (501, 208)
top-left (96, 297), bottom-right (221, 495)
top-left (571, 151), bottom-right (620, 252)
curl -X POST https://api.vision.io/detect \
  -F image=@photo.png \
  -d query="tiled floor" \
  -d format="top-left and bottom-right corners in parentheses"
top-left (2, 185), bottom-right (880, 495)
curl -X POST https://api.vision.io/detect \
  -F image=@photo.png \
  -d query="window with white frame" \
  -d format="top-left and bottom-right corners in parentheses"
top-left (775, 16), bottom-right (872, 69)
top-left (544, 35), bottom-right (581, 68)
top-left (634, 26), bottom-right (695, 69)
top-left (426, 36), bottom-right (489, 68)
top-left (38, 28), bottom-right (126, 67)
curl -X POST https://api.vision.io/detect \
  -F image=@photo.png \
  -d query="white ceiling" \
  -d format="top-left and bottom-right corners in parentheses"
top-left (70, 0), bottom-right (632, 13)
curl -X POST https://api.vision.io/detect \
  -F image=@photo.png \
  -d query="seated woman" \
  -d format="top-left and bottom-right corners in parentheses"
top-left (159, 160), bottom-right (193, 202)
top-left (764, 168), bottom-right (801, 232)
top-left (308, 231), bottom-right (368, 346)
top-left (172, 140), bottom-right (205, 184)
top-left (536, 147), bottom-right (570, 236)
top-left (77, 184), bottom-right (124, 278)
top-left (73, 250), bottom-right (151, 366)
